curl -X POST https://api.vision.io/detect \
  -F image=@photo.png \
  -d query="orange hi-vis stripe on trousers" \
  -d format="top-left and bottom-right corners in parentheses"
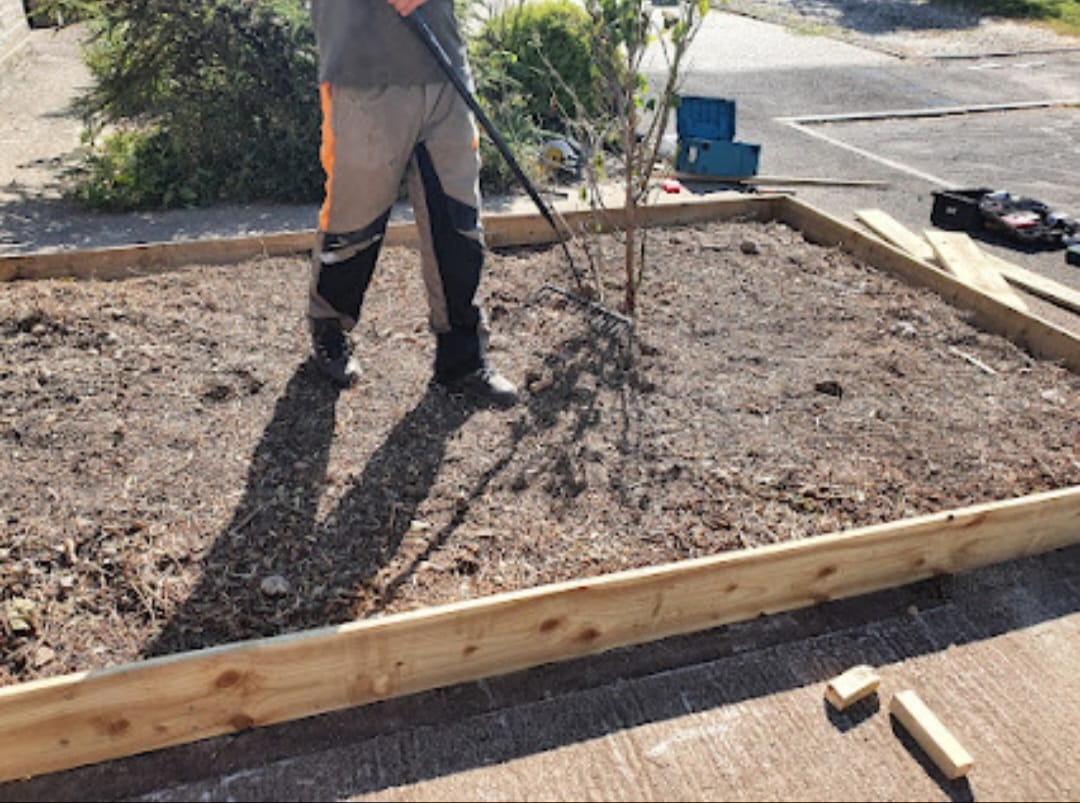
top-left (318, 82), bottom-right (336, 233)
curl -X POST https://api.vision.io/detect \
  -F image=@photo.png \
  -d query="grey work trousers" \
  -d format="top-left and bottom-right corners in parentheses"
top-left (308, 81), bottom-right (489, 381)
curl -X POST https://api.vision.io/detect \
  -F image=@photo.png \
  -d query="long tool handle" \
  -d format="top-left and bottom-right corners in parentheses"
top-left (404, 9), bottom-right (566, 242)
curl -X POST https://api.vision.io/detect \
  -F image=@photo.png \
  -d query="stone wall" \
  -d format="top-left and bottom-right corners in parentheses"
top-left (0, 0), bottom-right (29, 66)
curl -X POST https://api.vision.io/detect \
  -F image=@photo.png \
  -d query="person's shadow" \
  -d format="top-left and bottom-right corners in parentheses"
top-left (146, 312), bottom-right (629, 658)
top-left (145, 358), bottom-right (475, 658)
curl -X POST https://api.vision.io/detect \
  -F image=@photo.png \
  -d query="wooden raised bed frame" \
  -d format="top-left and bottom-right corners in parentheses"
top-left (1, 194), bottom-right (1078, 783)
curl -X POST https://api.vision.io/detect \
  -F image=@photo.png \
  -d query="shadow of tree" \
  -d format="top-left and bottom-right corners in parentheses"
top-left (367, 322), bottom-right (634, 612)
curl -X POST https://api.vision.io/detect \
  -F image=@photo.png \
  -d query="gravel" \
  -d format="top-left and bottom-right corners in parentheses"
top-left (721, 0), bottom-right (1080, 58)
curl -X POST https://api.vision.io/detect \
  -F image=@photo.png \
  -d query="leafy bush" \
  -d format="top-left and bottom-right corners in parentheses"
top-left (64, 0), bottom-right (610, 211)
top-left (68, 0), bottom-right (322, 211)
top-left (22, 0), bottom-right (91, 28)
top-left (468, 45), bottom-right (549, 196)
top-left (471, 0), bottom-right (613, 132)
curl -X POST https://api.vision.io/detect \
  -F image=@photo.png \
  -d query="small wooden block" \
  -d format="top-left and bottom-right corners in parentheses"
top-left (890, 689), bottom-right (974, 780)
top-left (824, 664), bottom-right (881, 711)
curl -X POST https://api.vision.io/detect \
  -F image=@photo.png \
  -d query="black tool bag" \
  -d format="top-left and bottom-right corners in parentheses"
top-left (931, 188), bottom-right (1078, 247)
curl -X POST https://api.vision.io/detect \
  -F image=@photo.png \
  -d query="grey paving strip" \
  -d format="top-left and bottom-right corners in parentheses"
top-left (930, 45), bottom-right (1080, 61)
top-left (777, 98), bottom-right (1080, 125)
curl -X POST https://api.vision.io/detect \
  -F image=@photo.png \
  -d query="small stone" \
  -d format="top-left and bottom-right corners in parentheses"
top-left (260, 575), bottom-right (290, 597)
top-left (32, 646), bottom-right (56, 668)
top-left (814, 380), bottom-right (844, 399)
top-left (4, 598), bottom-right (36, 633)
top-left (739, 240), bottom-right (760, 255)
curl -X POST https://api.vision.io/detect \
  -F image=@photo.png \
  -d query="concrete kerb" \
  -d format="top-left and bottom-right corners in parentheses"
top-left (777, 98), bottom-right (1080, 125)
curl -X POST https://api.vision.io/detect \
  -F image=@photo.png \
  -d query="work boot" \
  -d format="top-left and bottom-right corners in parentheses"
top-left (439, 364), bottom-right (519, 408)
top-left (310, 318), bottom-right (359, 388)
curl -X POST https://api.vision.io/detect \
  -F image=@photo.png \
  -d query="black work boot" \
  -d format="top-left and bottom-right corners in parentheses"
top-left (310, 318), bottom-right (359, 388)
top-left (434, 330), bottom-right (518, 408)
top-left (440, 364), bottom-right (519, 408)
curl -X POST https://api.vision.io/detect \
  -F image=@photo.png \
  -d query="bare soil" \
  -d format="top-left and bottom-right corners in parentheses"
top-left (1, 218), bottom-right (1078, 686)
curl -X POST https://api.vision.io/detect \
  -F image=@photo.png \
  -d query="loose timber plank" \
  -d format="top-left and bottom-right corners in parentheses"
top-left (924, 230), bottom-right (1029, 313)
top-left (852, 207), bottom-right (1080, 317)
top-left (0, 486), bottom-right (1078, 782)
top-left (891, 689), bottom-right (975, 780)
top-left (854, 208), bottom-right (937, 264)
top-left (0, 195), bottom-right (778, 282)
top-left (776, 197), bottom-right (1080, 373)
top-left (984, 253), bottom-right (1080, 317)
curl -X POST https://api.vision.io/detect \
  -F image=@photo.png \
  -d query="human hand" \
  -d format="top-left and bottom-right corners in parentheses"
top-left (386, 0), bottom-right (429, 16)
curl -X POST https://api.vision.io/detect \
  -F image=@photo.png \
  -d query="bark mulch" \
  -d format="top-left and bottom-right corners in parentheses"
top-left (2, 217), bottom-right (1077, 686)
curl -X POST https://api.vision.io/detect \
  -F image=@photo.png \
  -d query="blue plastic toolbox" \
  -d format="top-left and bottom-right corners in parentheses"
top-left (676, 96), bottom-right (736, 141)
top-left (675, 137), bottom-right (760, 178)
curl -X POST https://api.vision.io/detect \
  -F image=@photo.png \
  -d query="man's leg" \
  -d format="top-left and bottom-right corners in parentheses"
top-left (408, 82), bottom-right (517, 406)
top-left (309, 82), bottom-right (421, 386)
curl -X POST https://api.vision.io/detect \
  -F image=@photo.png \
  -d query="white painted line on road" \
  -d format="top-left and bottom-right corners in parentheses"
top-left (778, 120), bottom-right (952, 186)
top-left (775, 99), bottom-right (1080, 187)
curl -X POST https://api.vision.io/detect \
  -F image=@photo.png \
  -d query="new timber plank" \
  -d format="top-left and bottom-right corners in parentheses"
top-left (984, 253), bottom-right (1080, 317)
top-left (0, 486), bottom-right (1078, 783)
top-left (0, 195), bottom-right (777, 282)
top-left (924, 229), bottom-right (1029, 313)
top-left (890, 689), bottom-right (975, 780)
top-left (854, 208), bottom-right (1080, 318)
top-left (854, 208), bottom-right (937, 264)
top-left (776, 197), bottom-right (1080, 373)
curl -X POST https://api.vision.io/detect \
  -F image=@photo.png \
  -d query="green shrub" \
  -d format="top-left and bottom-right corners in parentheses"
top-left (472, 0), bottom-right (613, 132)
top-left (66, 0), bottom-right (607, 211)
top-left (69, 0), bottom-right (322, 211)
top-left (468, 49), bottom-right (548, 196)
top-left (23, 0), bottom-right (92, 28)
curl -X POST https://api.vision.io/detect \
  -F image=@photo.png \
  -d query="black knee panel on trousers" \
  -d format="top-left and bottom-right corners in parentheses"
top-left (316, 238), bottom-right (382, 323)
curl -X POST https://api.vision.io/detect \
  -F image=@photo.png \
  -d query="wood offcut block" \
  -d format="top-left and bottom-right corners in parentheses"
top-left (890, 689), bottom-right (974, 780)
top-left (824, 664), bottom-right (881, 711)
